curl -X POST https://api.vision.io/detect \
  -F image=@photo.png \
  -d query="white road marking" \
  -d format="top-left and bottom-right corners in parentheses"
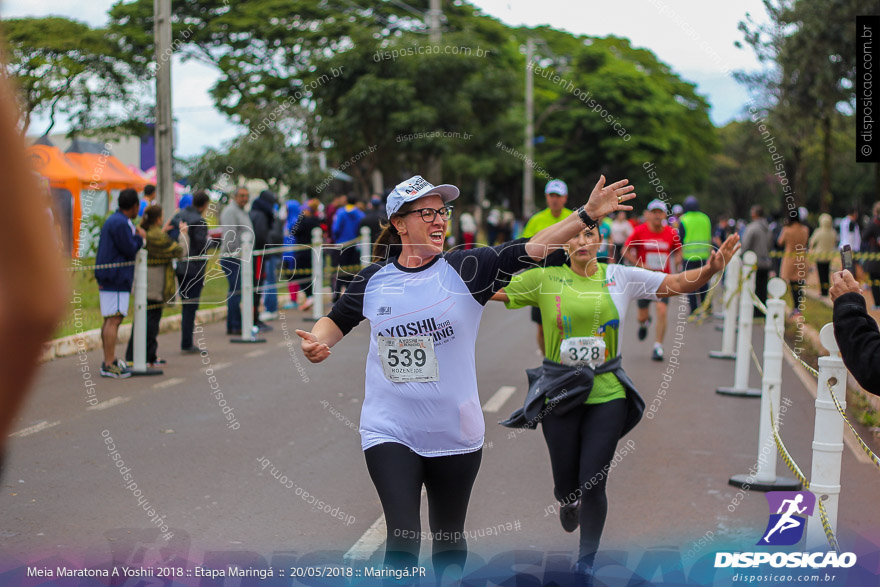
top-left (344, 515), bottom-right (387, 563)
top-left (482, 386), bottom-right (517, 413)
top-left (213, 362), bottom-right (231, 371)
top-left (152, 377), bottom-right (186, 390)
top-left (276, 341), bottom-right (290, 347)
top-left (9, 420), bottom-right (60, 438)
top-left (87, 396), bottom-right (131, 411)
top-left (245, 349), bottom-right (269, 358)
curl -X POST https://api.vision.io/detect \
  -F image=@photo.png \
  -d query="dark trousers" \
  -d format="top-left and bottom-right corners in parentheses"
top-left (292, 250), bottom-right (313, 298)
top-left (871, 272), bottom-right (880, 308)
top-left (754, 267), bottom-right (769, 318)
top-left (790, 280), bottom-right (805, 312)
top-left (125, 302), bottom-right (163, 364)
top-left (364, 442), bottom-right (482, 575)
top-left (816, 262), bottom-right (831, 297)
top-left (683, 258), bottom-right (708, 313)
top-left (333, 245), bottom-right (361, 301)
top-left (220, 258), bottom-right (242, 332)
top-left (178, 271), bottom-right (204, 349)
top-left (541, 398), bottom-right (628, 566)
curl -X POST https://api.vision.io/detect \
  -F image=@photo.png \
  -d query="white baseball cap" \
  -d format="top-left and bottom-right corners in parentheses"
top-left (545, 179), bottom-right (568, 196)
top-left (647, 199), bottom-right (667, 212)
top-left (386, 175), bottom-right (459, 217)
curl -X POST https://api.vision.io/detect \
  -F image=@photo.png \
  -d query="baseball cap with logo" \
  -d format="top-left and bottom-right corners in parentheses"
top-left (386, 175), bottom-right (459, 217)
top-left (545, 179), bottom-right (568, 196)
top-left (647, 199), bottom-right (668, 212)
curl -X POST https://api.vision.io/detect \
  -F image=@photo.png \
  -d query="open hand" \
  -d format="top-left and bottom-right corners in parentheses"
top-left (296, 329), bottom-right (331, 363)
top-left (708, 234), bottom-right (741, 273)
top-left (584, 175), bottom-right (636, 219)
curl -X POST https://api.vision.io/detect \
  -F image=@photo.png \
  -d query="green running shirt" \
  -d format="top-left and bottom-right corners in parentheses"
top-left (504, 263), bottom-right (667, 404)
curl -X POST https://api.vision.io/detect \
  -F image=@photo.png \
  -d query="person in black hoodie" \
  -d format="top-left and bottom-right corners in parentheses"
top-left (170, 191), bottom-right (210, 352)
top-left (861, 202), bottom-right (880, 309)
top-left (249, 190), bottom-right (277, 331)
top-left (831, 269), bottom-right (880, 396)
top-left (293, 199), bottom-right (322, 311)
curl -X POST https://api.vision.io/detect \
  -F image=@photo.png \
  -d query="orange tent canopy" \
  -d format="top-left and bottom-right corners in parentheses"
top-left (27, 144), bottom-right (89, 189)
top-left (66, 152), bottom-right (132, 189)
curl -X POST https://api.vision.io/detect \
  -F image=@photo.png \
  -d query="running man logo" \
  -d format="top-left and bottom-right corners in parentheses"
top-left (757, 491), bottom-right (816, 546)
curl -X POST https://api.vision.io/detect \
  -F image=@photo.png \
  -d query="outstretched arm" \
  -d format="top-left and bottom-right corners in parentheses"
top-left (525, 175), bottom-right (636, 261)
top-left (296, 318), bottom-right (345, 363)
top-left (656, 234), bottom-right (740, 298)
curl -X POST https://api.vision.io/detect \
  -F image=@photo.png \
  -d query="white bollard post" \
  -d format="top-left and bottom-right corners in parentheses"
top-left (308, 227), bottom-right (324, 322)
top-left (805, 323), bottom-right (847, 550)
top-left (729, 278), bottom-right (800, 490)
top-left (709, 251), bottom-right (741, 359)
top-left (128, 249), bottom-right (161, 375)
top-left (359, 226), bottom-right (371, 267)
top-left (231, 231), bottom-right (265, 343)
top-left (717, 251), bottom-right (761, 396)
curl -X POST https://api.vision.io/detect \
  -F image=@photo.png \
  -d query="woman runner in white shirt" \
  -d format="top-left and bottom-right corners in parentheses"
top-left (297, 174), bottom-right (635, 574)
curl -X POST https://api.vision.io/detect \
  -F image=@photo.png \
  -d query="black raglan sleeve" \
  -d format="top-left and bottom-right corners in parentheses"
top-left (445, 238), bottom-right (561, 305)
top-left (833, 292), bottom-right (880, 396)
top-left (326, 261), bottom-right (385, 335)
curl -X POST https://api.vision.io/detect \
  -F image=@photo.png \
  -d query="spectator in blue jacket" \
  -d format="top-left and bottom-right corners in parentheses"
top-left (331, 194), bottom-right (365, 302)
top-left (95, 188), bottom-right (145, 378)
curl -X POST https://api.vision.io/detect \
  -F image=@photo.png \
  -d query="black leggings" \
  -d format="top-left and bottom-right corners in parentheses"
top-left (364, 442), bottom-right (482, 573)
top-left (541, 398), bottom-right (628, 566)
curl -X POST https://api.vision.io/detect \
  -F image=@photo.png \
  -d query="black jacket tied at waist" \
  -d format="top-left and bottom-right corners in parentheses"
top-left (499, 356), bottom-right (645, 438)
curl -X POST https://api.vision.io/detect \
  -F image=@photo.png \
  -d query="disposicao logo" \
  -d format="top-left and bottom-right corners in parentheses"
top-left (713, 491), bottom-right (857, 569)
top-left (758, 491), bottom-right (814, 546)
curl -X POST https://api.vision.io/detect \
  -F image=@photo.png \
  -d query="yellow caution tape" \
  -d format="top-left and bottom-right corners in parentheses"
top-left (826, 381), bottom-right (880, 472)
top-left (767, 400), bottom-right (841, 552)
top-left (769, 250), bottom-right (880, 261)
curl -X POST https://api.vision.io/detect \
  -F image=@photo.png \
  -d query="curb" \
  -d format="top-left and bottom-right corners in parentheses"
top-left (41, 305), bottom-right (229, 363)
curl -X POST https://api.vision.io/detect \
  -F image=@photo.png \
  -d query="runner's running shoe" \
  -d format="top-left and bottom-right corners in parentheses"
top-left (101, 361), bottom-right (132, 378)
top-left (637, 317), bottom-right (651, 341)
top-left (652, 345), bottom-right (664, 361)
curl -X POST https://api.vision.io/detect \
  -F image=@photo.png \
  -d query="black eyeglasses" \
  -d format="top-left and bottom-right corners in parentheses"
top-left (403, 206), bottom-right (454, 223)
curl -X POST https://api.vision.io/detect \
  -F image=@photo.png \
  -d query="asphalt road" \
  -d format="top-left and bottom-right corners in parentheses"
top-left (2, 295), bottom-right (879, 579)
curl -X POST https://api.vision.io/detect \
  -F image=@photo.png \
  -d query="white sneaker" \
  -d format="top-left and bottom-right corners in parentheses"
top-left (259, 311), bottom-right (279, 322)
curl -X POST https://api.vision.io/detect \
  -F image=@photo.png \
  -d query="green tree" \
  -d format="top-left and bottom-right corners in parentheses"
top-left (0, 17), bottom-right (133, 135)
top-left (524, 34), bottom-right (718, 205)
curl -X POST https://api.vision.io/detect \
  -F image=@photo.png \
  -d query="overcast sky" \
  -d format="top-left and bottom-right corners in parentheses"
top-left (2, 0), bottom-right (769, 157)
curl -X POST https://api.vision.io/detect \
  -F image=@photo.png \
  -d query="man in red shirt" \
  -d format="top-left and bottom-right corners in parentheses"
top-left (624, 199), bottom-right (682, 361)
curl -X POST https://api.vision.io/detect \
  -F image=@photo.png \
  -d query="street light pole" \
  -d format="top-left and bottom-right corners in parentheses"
top-left (154, 0), bottom-right (174, 218)
top-left (523, 38), bottom-right (535, 219)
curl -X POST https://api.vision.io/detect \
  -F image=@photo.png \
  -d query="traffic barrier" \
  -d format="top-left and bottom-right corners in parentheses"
top-left (729, 277), bottom-right (800, 490)
top-left (359, 226), bottom-right (371, 264)
top-left (708, 250), bottom-right (741, 359)
top-left (308, 227), bottom-right (325, 322)
top-left (231, 232), bottom-right (265, 344)
top-left (805, 324), bottom-right (847, 549)
top-left (717, 251), bottom-right (760, 396)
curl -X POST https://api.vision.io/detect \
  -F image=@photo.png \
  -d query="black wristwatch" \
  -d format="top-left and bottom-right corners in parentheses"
top-left (577, 206), bottom-right (598, 229)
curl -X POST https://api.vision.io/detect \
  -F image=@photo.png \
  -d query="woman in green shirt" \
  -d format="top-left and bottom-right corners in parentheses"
top-left (492, 225), bottom-right (740, 583)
